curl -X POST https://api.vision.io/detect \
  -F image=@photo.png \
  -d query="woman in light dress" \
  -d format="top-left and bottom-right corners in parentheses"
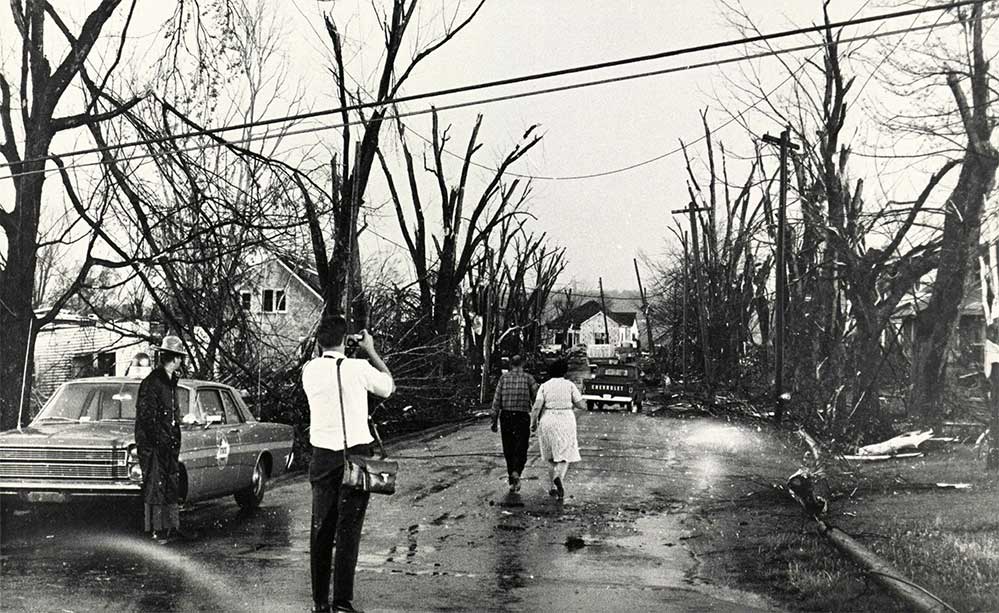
top-left (531, 359), bottom-right (585, 499)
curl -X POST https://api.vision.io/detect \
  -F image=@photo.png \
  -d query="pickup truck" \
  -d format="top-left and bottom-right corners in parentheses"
top-left (581, 363), bottom-right (644, 412)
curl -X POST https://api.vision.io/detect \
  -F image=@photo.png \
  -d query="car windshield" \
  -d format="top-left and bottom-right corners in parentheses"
top-left (35, 382), bottom-right (141, 423)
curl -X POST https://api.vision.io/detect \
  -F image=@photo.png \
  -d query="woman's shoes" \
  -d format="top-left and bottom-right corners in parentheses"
top-left (553, 477), bottom-right (565, 499)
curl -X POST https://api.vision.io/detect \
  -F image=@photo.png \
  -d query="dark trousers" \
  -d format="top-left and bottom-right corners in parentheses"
top-left (310, 447), bottom-right (371, 607)
top-left (499, 411), bottom-right (531, 477)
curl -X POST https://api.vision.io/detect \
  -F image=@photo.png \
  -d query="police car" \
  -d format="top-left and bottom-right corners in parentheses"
top-left (0, 369), bottom-right (294, 520)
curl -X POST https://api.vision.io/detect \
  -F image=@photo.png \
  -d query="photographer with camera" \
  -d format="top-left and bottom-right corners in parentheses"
top-left (303, 316), bottom-right (394, 613)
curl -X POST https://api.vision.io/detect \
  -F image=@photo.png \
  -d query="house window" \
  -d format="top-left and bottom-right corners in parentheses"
top-left (262, 289), bottom-right (287, 313)
top-left (71, 354), bottom-right (94, 378)
top-left (239, 291), bottom-right (252, 311)
top-left (96, 352), bottom-right (116, 376)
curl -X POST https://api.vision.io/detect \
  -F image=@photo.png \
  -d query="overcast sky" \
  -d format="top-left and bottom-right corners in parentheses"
top-left (2, 0), bottom-right (981, 292)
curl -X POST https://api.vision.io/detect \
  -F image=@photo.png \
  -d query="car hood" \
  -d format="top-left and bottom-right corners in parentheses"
top-left (0, 421), bottom-right (134, 448)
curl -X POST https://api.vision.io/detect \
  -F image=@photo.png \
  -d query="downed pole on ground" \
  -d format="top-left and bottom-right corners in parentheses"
top-left (785, 430), bottom-right (960, 613)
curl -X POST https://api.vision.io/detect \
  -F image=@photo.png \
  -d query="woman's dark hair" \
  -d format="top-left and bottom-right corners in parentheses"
top-left (547, 359), bottom-right (569, 379)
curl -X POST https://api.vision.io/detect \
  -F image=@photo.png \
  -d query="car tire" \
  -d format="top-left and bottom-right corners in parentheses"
top-left (235, 456), bottom-right (268, 509)
top-left (586, 401), bottom-right (594, 411)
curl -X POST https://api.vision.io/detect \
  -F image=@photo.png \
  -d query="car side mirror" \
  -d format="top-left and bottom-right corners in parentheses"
top-left (204, 413), bottom-right (223, 427)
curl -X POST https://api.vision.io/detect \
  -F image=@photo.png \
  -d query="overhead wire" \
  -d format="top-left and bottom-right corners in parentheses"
top-left (0, 13), bottom-right (983, 185)
top-left (0, 0), bottom-right (984, 180)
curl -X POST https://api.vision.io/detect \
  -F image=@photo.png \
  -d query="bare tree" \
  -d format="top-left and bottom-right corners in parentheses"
top-left (677, 111), bottom-right (766, 386)
top-left (378, 110), bottom-right (541, 339)
top-left (906, 4), bottom-right (999, 424)
top-left (297, 0), bottom-right (486, 328)
top-left (0, 0), bottom-right (140, 429)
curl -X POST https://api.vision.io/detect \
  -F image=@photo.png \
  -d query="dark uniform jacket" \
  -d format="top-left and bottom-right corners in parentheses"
top-left (134, 367), bottom-right (182, 505)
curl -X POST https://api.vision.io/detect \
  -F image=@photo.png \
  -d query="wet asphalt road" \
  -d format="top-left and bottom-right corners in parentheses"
top-left (1, 408), bottom-right (784, 612)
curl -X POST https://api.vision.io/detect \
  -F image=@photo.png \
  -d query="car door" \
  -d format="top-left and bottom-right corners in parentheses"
top-left (195, 388), bottom-right (241, 495)
top-left (177, 386), bottom-right (215, 502)
top-left (218, 388), bottom-right (250, 491)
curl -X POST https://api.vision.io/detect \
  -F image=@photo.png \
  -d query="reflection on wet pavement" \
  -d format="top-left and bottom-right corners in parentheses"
top-left (2, 410), bottom-right (785, 612)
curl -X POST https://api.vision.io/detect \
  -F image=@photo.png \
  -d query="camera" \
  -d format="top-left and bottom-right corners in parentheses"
top-left (343, 334), bottom-right (364, 355)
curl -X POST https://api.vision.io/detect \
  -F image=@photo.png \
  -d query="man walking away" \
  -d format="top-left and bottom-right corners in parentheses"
top-left (134, 335), bottom-right (186, 541)
top-left (303, 316), bottom-right (394, 613)
top-left (490, 355), bottom-right (537, 493)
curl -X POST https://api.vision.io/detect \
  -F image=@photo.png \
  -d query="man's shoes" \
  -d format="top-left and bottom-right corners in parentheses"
top-left (311, 603), bottom-right (332, 613)
top-left (553, 477), bottom-right (565, 499)
top-left (332, 601), bottom-right (364, 613)
top-left (508, 472), bottom-right (521, 493)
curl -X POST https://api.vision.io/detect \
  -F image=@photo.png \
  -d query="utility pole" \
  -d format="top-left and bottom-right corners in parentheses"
top-left (672, 203), bottom-right (713, 389)
top-left (344, 142), bottom-right (363, 331)
top-left (633, 258), bottom-right (654, 354)
top-left (598, 277), bottom-right (611, 344)
top-left (681, 233), bottom-right (689, 396)
top-left (762, 126), bottom-right (799, 423)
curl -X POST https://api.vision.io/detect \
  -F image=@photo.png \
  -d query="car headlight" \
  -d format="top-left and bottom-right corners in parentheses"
top-left (127, 445), bottom-right (142, 481)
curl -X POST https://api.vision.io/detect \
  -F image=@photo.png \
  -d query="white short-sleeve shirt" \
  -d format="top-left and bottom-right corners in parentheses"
top-left (303, 351), bottom-right (394, 451)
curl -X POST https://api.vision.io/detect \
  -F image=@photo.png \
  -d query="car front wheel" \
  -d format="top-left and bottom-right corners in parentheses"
top-left (235, 456), bottom-right (268, 509)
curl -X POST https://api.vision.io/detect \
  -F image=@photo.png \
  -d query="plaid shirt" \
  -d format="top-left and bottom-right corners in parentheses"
top-left (491, 369), bottom-right (538, 414)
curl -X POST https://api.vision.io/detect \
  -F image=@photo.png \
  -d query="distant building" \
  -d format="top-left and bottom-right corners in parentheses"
top-left (236, 255), bottom-right (325, 365)
top-left (545, 300), bottom-right (639, 348)
top-left (33, 312), bottom-right (154, 402)
top-left (895, 279), bottom-right (986, 369)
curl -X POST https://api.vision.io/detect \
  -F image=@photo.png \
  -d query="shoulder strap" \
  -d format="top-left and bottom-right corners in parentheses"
top-left (336, 357), bottom-right (389, 460)
top-left (335, 358), bottom-right (349, 460)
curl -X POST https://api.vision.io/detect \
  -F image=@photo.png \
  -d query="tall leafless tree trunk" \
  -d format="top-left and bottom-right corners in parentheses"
top-left (908, 5), bottom-right (998, 425)
top-left (0, 0), bottom-right (136, 429)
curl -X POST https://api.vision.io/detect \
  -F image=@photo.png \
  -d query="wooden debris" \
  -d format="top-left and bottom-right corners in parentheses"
top-left (858, 430), bottom-right (933, 456)
top-left (934, 483), bottom-right (972, 489)
top-left (842, 452), bottom-right (924, 462)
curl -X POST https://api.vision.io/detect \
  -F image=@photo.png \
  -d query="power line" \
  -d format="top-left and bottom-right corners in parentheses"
top-left (1, 11), bottom-right (981, 184)
top-left (0, 0), bottom-right (983, 173)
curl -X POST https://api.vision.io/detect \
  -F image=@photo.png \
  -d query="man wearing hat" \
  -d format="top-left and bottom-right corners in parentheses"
top-left (135, 335), bottom-right (186, 540)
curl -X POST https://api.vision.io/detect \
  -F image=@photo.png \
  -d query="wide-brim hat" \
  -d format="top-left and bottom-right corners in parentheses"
top-left (155, 335), bottom-right (186, 356)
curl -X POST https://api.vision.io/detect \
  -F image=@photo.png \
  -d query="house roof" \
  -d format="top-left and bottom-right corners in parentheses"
top-left (277, 255), bottom-right (324, 297)
top-left (546, 300), bottom-right (637, 328)
top-left (546, 300), bottom-right (602, 327)
top-left (895, 279), bottom-right (984, 319)
top-left (608, 311), bottom-right (636, 326)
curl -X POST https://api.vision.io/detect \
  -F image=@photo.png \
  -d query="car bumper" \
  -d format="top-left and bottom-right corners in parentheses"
top-left (0, 479), bottom-right (141, 502)
top-left (581, 394), bottom-right (633, 403)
